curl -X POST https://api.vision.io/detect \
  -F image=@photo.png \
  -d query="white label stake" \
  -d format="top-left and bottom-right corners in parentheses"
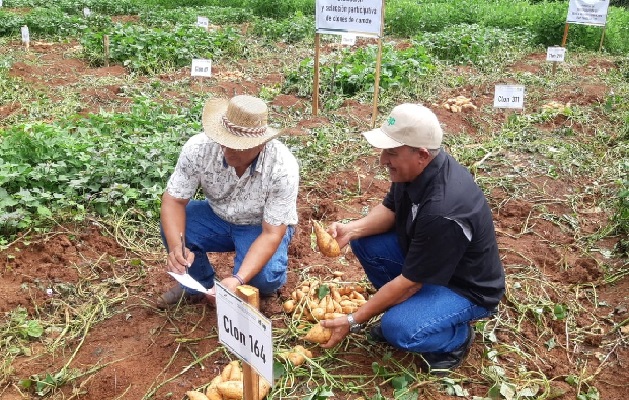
top-left (191, 59), bottom-right (212, 77)
top-left (341, 33), bottom-right (356, 46)
top-left (83, 7), bottom-right (91, 17)
top-left (21, 25), bottom-right (30, 49)
top-left (546, 47), bottom-right (566, 62)
top-left (494, 85), bottom-right (525, 109)
top-left (197, 16), bottom-right (209, 29)
top-left (215, 282), bottom-right (273, 385)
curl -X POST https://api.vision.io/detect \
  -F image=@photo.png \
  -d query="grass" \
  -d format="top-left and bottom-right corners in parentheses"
top-left (0, 0), bottom-right (628, 398)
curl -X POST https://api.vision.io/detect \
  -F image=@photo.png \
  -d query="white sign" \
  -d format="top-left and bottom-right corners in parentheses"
top-left (190, 59), bottom-right (212, 77)
top-left (215, 282), bottom-right (273, 385)
top-left (493, 85), bottom-right (525, 109)
top-left (83, 7), bottom-right (91, 17)
top-left (197, 16), bottom-right (209, 29)
top-left (0, 0), bottom-right (3, 8)
top-left (316, 0), bottom-right (382, 36)
top-left (567, 0), bottom-right (609, 26)
top-left (546, 46), bottom-right (566, 62)
top-left (21, 25), bottom-right (29, 43)
top-left (341, 33), bottom-right (356, 46)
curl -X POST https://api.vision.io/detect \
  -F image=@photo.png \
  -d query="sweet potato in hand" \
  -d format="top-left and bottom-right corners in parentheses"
top-left (312, 220), bottom-right (341, 257)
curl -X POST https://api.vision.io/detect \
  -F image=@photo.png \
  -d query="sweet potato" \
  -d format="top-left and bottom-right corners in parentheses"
top-left (258, 378), bottom-right (271, 399)
top-left (313, 220), bottom-right (341, 257)
top-left (228, 360), bottom-right (241, 381)
top-left (217, 381), bottom-right (244, 399)
top-left (186, 391), bottom-right (210, 400)
top-left (303, 323), bottom-right (332, 344)
top-left (282, 299), bottom-right (296, 313)
top-left (220, 363), bottom-right (233, 382)
top-left (206, 375), bottom-right (224, 400)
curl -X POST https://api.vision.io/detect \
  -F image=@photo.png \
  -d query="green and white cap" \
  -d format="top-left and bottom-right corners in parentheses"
top-left (362, 103), bottom-right (443, 149)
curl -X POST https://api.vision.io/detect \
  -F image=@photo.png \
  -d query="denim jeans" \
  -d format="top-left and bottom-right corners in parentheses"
top-left (162, 200), bottom-right (294, 296)
top-left (350, 231), bottom-right (494, 353)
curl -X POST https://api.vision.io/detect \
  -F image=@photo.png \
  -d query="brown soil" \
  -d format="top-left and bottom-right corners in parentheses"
top-left (0, 40), bottom-right (627, 400)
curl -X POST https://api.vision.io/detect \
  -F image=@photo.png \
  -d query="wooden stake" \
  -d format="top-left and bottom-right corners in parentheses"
top-left (312, 33), bottom-right (321, 116)
top-left (103, 35), bottom-right (110, 67)
top-left (552, 23), bottom-right (570, 75)
top-left (370, 0), bottom-right (386, 129)
top-left (370, 37), bottom-right (383, 129)
top-left (237, 285), bottom-right (260, 400)
top-left (598, 25), bottom-right (607, 52)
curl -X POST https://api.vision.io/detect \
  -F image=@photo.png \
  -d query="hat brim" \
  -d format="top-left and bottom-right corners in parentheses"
top-left (202, 98), bottom-right (280, 150)
top-left (362, 128), bottom-right (404, 149)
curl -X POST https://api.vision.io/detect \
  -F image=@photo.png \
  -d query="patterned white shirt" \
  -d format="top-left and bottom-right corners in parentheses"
top-left (166, 133), bottom-right (299, 226)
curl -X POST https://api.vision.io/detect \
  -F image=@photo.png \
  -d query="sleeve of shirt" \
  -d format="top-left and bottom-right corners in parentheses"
top-left (165, 138), bottom-right (203, 200)
top-left (382, 185), bottom-right (395, 211)
top-left (263, 155), bottom-right (299, 226)
top-left (401, 215), bottom-right (470, 285)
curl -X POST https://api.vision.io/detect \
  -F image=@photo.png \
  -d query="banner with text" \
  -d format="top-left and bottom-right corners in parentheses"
top-left (566, 0), bottom-right (610, 26)
top-left (316, 0), bottom-right (383, 36)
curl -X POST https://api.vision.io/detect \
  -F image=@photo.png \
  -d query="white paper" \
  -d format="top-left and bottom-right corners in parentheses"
top-left (167, 272), bottom-right (211, 293)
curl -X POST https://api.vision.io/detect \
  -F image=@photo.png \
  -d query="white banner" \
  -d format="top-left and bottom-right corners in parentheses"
top-left (566, 0), bottom-right (610, 26)
top-left (316, 0), bottom-right (382, 36)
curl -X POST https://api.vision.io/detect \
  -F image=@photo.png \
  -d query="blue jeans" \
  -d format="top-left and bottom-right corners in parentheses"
top-left (162, 200), bottom-right (294, 296)
top-left (350, 231), bottom-right (494, 353)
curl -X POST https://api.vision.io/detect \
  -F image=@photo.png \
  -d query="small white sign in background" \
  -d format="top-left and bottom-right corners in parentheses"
top-left (197, 16), bottom-right (209, 29)
top-left (215, 282), bottom-right (273, 385)
top-left (0, 0), bottom-right (4, 8)
top-left (341, 33), bottom-right (357, 46)
top-left (21, 25), bottom-right (30, 43)
top-left (83, 7), bottom-right (91, 17)
top-left (546, 47), bottom-right (566, 62)
top-left (190, 59), bottom-right (212, 77)
top-left (494, 85), bottom-right (525, 109)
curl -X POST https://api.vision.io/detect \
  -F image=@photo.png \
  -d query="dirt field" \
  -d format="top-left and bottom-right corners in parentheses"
top-left (1, 37), bottom-right (627, 400)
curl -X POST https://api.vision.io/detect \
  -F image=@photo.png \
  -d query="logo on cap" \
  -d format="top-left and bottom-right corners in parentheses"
top-left (387, 116), bottom-right (396, 126)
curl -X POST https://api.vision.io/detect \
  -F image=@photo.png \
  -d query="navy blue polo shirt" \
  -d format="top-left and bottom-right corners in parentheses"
top-left (382, 151), bottom-right (505, 309)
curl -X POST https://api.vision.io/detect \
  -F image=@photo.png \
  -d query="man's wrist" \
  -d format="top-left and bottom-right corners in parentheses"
top-left (232, 274), bottom-right (245, 285)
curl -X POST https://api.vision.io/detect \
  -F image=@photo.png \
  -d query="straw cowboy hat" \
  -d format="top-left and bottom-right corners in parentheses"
top-left (202, 95), bottom-right (280, 150)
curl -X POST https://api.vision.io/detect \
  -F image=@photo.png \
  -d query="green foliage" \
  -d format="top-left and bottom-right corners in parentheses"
top-left (250, 12), bottom-right (314, 43)
top-left (0, 97), bottom-right (202, 233)
top-left (416, 24), bottom-right (534, 68)
top-left (4, 0), bottom-right (141, 14)
top-left (604, 6), bottom-right (629, 54)
top-left (80, 23), bottom-right (245, 73)
top-left (0, 7), bottom-right (113, 38)
top-left (245, 0), bottom-right (314, 19)
top-left (386, 0), bottom-right (476, 37)
top-left (140, 6), bottom-right (254, 27)
top-left (284, 42), bottom-right (435, 103)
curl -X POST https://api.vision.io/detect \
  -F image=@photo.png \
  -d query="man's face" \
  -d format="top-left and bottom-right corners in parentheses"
top-left (221, 144), bottom-right (263, 171)
top-left (379, 146), bottom-right (428, 182)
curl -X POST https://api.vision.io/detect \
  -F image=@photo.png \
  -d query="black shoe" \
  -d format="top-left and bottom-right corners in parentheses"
top-left (367, 324), bottom-right (387, 343)
top-left (420, 327), bottom-right (475, 375)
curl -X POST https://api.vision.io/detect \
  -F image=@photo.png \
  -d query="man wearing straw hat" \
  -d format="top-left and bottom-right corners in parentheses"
top-left (320, 103), bottom-right (505, 374)
top-left (157, 95), bottom-right (299, 308)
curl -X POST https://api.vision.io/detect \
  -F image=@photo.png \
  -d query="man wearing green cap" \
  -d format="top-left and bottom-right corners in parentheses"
top-left (320, 103), bottom-right (505, 375)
